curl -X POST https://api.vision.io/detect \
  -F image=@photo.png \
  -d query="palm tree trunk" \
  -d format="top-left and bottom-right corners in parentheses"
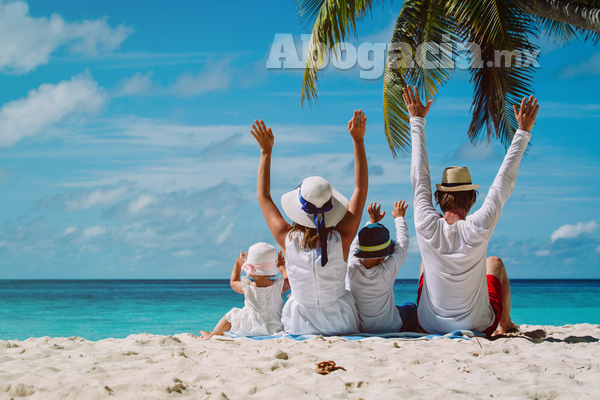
top-left (516, 0), bottom-right (600, 33)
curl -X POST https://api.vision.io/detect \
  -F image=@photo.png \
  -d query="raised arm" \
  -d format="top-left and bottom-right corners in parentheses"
top-left (403, 86), bottom-right (438, 227)
top-left (470, 96), bottom-right (538, 231)
top-left (336, 110), bottom-right (368, 259)
top-left (277, 251), bottom-right (291, 293)
top-left (230, 250), bottom-right (247, 294)
top-left (383, 200), bottom-right (409, 279)
top-left (250, 120), bottom-right (292, 248)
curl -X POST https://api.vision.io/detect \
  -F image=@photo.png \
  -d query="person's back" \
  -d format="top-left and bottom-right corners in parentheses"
top-left (403, 85), bottom-right (539, 336)
top-left (236, 276), bottom-right (285, 336)
top-left (284, 229), bottom-right (359, 335)
top-left (347, 201), bottom-right (416, 333)
top-left (200, 243), bottom-right (289, 338)
top-left (250, 110), bottom-right (369, 337)
top-left (415, 215), bottom-right (497, 333)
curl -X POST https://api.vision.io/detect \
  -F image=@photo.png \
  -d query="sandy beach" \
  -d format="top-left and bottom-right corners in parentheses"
top-left (0, 324), bottom-right (599, 399)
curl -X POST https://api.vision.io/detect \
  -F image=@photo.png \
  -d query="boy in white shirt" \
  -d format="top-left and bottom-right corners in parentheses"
top-left (346, 201), bottom-right (417, 333)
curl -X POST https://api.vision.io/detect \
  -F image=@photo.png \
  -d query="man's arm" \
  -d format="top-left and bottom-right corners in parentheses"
top-left (470, 96), bottom-right (539, 231)
top-left (403, 86), bottom-right (438, 226)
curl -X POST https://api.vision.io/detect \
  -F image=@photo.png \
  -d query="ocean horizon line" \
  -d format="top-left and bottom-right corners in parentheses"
top-left (1, 278), bottom-right (599, 282)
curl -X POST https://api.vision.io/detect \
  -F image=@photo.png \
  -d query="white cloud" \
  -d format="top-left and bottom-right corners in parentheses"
top-left (534, 250), bottom-right (551, 257)
top-left (63, 226), bottom-right (77, 235)
top-left (540, 102), bottom-right (600, 119)
top-left (115, 71), bottom-right (154, 96)
top-left (407, 240), bottom-right (420, 255)
top-left (0, 72), bottom-right (106, 147)
top-left (596, 244), bottom-right (600, 254)
top-left (559, 52), bottom-right (600, 79)
top-left (66, 181), bottom-right (132, 211)
top-left (82, 226), bottom-right (107, 237)
top-left (169, 61), bottom-right (231, 96)
top-left (453, 142), bottom-right (503, 161)
top-left (127, 194), bottom-right (153, 214)
top-left (551, 220), bottom-right (599, 242)
top-left (215, 222), bottom-right (234, 245)
top-left (114, 61), bottom-right (233, 98)
top-left (0, 0), bottom-right (132, 74)
top-left (39, 180), bottom-right (133, 211)
top-left (173, 250), bottom-right (193, 257)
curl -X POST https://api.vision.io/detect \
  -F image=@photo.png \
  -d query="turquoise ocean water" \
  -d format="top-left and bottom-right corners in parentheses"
top-left (1, 279), bottom-right (599, 341)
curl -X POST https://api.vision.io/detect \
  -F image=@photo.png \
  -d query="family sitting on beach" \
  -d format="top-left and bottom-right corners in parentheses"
top-left (201, 86), bottom-right (539, 339)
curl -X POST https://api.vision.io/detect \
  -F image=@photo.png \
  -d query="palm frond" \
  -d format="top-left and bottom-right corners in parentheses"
top-left (383, 0), bottom-right (456, 156)
top-left (446, 0), bottom-right (537, 146)
top-left (583, 30), bottom-right (600, 44)
top-left (535, 16), bottom-right (579, 46)
top-left (298, 0), bottom-right (383, 106)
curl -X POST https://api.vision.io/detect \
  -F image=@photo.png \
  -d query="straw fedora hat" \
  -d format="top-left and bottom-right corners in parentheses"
top-left (281, 176), bottom-right (349, 228)
top-left (435, 166), bottom-right (480, 192)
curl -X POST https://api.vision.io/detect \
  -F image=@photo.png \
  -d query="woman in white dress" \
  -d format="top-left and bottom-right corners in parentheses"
top-left (250, 110), bottom-right (369, 335)
top-left (201, 242), bottom-right (290, 338)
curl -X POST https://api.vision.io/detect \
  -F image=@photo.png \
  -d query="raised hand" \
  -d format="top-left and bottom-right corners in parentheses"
top-left (392, 201), bottom-right (409, 219)
top-left (402, 85), bottom-right (432, 118)
top-left (276, 251), bottom-right (285, 267)
top-left (347, 109), bottom-right (367, 142)
top-left (235, 250), bottom-right (248, 268)
top-left (250, 119), bottom-right (274, 154)
top-left (514, 95), bottom-right (539, 133)
top-left (367, 202), bottom-right (386, 223)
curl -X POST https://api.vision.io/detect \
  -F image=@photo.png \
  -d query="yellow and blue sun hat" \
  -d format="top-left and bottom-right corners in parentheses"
top-left (354, 223), bottom-right (396, 259)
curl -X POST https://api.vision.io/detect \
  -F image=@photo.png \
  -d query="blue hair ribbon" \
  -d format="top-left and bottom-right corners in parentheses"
top-left (298, 190), bottom-right (333, 267)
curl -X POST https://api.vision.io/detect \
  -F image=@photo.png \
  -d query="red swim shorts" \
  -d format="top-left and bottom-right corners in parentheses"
top-left (417, 274), bottom-right (503, 337)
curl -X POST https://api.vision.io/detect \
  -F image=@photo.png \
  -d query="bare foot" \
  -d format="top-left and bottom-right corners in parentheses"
top-left (199, 331), bottom-right (213, 339)
top-left (493, 321), bottom-right (520, 336)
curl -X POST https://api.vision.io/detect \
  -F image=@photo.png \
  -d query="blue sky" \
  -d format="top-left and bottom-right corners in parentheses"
top-left (0, 0), bottom-right (599, 279)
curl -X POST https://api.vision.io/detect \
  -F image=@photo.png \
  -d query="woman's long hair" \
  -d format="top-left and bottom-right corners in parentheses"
top-left (288, 223), bottom-right (336, 250)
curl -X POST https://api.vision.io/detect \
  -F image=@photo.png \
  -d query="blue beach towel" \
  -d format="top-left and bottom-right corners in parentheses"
top-left (221, 330), bottom-right (481, 341)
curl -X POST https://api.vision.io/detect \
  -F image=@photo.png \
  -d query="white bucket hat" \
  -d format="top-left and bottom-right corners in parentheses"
top-left (242, 242), bottom-right (279, 276)
top-left (281, 176), bottom-right (349, 228)
top-left (435, 166), bottom-right (480, 192)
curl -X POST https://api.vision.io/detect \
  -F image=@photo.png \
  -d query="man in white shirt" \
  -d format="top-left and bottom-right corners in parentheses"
top-left (403, 85), bottom-right (539, 337)
top-left (346, 201), bottom-right (417, 333)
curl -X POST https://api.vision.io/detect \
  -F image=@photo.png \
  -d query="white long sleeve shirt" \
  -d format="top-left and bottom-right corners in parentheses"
top-left (411, 117), bottom-right (530, 334)
top-left (346, 217), bottom-right (409, 333)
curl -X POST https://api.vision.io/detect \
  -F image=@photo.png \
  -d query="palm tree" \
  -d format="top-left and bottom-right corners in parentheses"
top-left (299, 0), bottom-right (600, 156)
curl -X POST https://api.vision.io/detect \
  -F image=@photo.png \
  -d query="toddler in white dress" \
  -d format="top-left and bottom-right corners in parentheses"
top-left (201, 242), bottom-right (290, 338)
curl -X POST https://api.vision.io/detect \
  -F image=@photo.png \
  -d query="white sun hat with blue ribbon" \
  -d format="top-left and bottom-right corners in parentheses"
top-left (281, 176), bottom-right (349, 266)
top-left (281, 176), bottom-right (348, 229)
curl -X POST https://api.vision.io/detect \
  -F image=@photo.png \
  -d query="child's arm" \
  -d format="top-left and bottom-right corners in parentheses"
top-left (390, 201), bottom-right (410, 265)
top-left (382, 201), bottom-right (409, 282)
top-left (230, 250), bottom-right (247, 294)
top-left (277, 251), bottom-right (291, 293)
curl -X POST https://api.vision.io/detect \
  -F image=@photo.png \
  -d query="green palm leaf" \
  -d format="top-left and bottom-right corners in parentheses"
top-left (383, 0), bottom-right (456, 156)
top-left (298, 0), bottom-right (383, 106)
top-left (448, 0), bottom-right (537, 146)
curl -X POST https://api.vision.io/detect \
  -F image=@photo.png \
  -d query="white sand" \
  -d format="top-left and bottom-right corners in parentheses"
top-left (1, 324), bottom-right (599, 400)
